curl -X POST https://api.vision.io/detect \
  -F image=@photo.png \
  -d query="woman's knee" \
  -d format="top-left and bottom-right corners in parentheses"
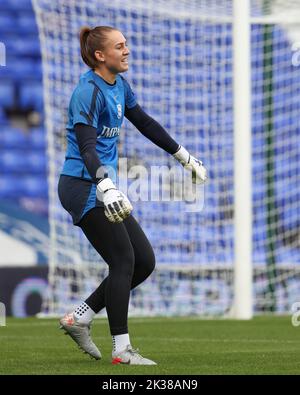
top-left (111, 247), bottom-right (135, 278)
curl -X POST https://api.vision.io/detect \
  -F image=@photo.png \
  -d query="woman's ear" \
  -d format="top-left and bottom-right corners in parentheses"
top-left (94, 50), bottom-right (105, 62)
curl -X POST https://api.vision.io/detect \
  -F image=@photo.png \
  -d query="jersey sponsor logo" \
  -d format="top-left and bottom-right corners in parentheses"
top-left (99, 125), bottom-right (120, 138)
top-left (117, 104), bottom-right (122, 119)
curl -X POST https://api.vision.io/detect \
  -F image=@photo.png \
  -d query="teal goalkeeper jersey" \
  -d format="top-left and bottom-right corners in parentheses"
top-left (61, 70), bottom-right (137, 183)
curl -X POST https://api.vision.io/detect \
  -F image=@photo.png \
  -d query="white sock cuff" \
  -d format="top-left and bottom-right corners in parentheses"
top-left (74, 302), bottom-right (95, 324)
top-left (112, 333), bottom-right (130, 353)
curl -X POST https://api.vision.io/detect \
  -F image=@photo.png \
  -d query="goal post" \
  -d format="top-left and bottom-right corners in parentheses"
top-left (32, 0), bottom-right (300, 318)
top-left (233, 0), bottom-right (252, 319)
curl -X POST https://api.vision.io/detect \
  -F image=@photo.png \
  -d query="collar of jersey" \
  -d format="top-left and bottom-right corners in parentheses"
top-left (91, 70), bottom-right (117, 87)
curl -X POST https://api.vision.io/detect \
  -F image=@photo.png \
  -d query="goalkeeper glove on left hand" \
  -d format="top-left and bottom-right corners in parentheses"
top-left (173, 145), bottom-right (208, 184)
top-left (97, 178), bottom-right (133, 223)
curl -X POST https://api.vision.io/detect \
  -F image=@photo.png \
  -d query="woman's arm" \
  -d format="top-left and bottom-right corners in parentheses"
top-left (75, 123), bottom-right (103, 182)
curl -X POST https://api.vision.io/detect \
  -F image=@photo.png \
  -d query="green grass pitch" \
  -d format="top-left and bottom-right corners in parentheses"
top-left (0, 316), bottom-right (299, 374)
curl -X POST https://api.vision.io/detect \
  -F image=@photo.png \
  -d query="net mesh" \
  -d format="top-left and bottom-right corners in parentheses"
top-left (32, 0), bottom-right (300, 316)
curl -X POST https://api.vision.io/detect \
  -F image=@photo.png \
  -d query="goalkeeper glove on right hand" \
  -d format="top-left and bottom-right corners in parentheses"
top-left (173, 145), bottom-right (208, 184)
top-left (97, 178), bottom-right (133, 223)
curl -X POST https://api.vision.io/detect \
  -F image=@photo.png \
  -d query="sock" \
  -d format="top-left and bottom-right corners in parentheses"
top-left (112, 334), bottom-right (131, 354)
top-left (74, 302), bottom-right (95, 324)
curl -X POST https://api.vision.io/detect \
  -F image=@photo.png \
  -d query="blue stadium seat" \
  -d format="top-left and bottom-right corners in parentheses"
top-left (19, 82), bottom-right (43, 111)
top-left (0, 81), bottom-right (15, 108)
top-left (27, 152), bottom-right (47, 173)
top-left (0, 175), bottom-right (46, 198)
top-left (17, 13), bottom-right (38, 34)
top-left (29, 127), bottom-right (46, 149)
top-left (20, 176), bottom-right (48, 197)
top-left (0, 151), bottom-right (46, 175)
top-left (1, 127), bottom-right (29, 149)
top-left (0, 2), bottom-right (12, 11)
top-left (4, 58), bottom-right (42, 82)
top-left (0, 175), bottom-right (47, 199)
top-left (0, 13), bottom-right (17, 33)
top-left (3, 0), bottom-right (33, 11)
top-left (0, 176), bottom-right (21, 198)
top-left (0, 151), bottom-right (24, 174)
top-left (0, 107), bottom-right (7, 122)
top-left (6, 37), bottom-right (41, 58)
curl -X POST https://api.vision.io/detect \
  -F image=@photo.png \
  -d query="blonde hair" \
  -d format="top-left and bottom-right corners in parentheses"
top-left (79, 25), bottom-right (118, 69)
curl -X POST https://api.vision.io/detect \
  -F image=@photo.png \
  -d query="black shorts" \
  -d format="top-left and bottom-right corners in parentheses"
top-left (58, 175), bottom-right (104, 226)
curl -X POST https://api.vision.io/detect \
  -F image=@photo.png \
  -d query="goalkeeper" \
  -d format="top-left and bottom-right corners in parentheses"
top-left (58, 26), bottom-right (207, 365)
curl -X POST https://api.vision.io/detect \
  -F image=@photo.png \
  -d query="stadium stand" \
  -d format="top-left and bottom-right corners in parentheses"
top-left (0, 0), bottom-right (47, 214)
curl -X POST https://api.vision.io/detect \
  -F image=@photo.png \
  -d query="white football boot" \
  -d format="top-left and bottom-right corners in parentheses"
top-left (59, 313), bottom-right (101, 360)
top-left (112, 345), bottom-right (157, 365)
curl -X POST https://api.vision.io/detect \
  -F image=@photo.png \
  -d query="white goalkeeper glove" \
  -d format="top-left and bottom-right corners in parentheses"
top-left (173, 145), bottom-right (207, 184)
top-left (97, 178), bottom-right (133, 223)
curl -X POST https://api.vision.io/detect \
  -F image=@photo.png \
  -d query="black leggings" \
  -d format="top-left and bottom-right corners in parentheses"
top-left (79, 207), bottom-right (155, 335)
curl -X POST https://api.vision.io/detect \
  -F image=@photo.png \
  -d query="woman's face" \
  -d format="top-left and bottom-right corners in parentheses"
top-left (96, 30), bottom-right (130, 74)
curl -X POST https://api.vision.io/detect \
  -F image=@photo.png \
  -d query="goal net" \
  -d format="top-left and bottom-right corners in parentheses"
top-left (32, 0), bottom-right (300, 317)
